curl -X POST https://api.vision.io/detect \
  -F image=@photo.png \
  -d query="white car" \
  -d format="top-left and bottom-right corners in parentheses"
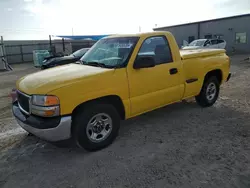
top-left (182, 39), bottom-right (226, 50)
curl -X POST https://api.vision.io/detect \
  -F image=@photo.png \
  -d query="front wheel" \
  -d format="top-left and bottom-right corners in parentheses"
top-left (195, 76), bottom-right (220, 107)
top-left (73, 103), bottom-right (120, 151)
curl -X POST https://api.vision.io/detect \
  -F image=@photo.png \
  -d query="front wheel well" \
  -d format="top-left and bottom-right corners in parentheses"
top-left (204, 69), bottom-right (223, 84)
top-left (72, 95), bottom-right (126, 121)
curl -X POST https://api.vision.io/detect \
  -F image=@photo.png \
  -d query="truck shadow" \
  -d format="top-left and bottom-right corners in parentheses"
top-left (4, 100), bottom-right (200, 152)
top-left (2, 99), bottom-right (249, 153)
top-left (1, 99), bottom-right (250, 188)
top-left (119, 100), bottom-right (199, 136)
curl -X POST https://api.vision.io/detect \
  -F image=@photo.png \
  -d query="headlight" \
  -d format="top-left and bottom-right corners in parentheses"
top-left (32, 95), bottom-right (59, 106)
top-left (31, 95), bottom-right (60, 117)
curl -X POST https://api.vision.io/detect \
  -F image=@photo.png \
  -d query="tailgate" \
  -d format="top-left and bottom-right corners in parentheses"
top-left (180, 49), bottom-right (226, 60)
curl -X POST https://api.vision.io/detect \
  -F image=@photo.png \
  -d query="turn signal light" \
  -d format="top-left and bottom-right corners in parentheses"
top-left (45, 96), bottom-right (60, 106)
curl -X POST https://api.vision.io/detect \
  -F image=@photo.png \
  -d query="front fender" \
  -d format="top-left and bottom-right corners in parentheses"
top-left (47, 68), bottom-right (130, 117)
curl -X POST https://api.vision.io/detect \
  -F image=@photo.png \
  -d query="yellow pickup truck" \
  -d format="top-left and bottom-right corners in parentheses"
top-left (12, 31), bottom-right (231, 151)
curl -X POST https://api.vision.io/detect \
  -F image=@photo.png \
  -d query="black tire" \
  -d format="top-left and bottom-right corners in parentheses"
top-left (195, 76), bottom-right (220, 107)
top-left (72, 103), bottom-right (120, 151)
top-left (40, 66), bottom-right (46, 70)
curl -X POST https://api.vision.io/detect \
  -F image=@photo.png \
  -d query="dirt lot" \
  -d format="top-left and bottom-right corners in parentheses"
top-left (0, 64), bottom-right (38, 149)
top-left (0, 56), bottom-right (250, 188)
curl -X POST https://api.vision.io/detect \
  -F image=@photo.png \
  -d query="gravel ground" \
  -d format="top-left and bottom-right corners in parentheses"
top-left (0, 64), bottom-right (37, 150)
top-left (0, 56), bottom-right (250, 188)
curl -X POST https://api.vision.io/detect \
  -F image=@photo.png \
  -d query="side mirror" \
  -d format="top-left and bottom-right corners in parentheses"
top-left (133, 56), bottom-right (155, 69)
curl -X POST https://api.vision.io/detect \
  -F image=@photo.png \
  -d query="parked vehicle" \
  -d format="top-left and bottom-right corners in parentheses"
top-left (12, 31), bottom-right (231, 151)
top-left (41, 48), bottom-right (90, 69)
top-left (182, 39), bottom-right (226, 50)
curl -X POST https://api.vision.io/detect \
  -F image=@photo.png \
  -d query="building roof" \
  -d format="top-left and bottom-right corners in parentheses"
top-left (154, 13), bottom-right (250, 30)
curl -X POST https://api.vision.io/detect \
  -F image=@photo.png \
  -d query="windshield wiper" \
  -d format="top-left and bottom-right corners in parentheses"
top-left (81, 61), bottom-right (116, 68)
top-left (87, 61), bottom-right (103, 67)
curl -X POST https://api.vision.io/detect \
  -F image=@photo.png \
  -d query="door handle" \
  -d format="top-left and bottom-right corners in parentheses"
top-left (169, 68), bottom-right (178, 75)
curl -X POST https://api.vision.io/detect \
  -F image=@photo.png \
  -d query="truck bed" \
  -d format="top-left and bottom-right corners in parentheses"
top-left (180, 49), bottom-right (225, 60)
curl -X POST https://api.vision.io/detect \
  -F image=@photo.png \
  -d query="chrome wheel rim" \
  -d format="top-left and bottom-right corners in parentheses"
top-left (86, 113), bottom-right (112, 143)
top-left (206, 82), bottom-right (217, 101)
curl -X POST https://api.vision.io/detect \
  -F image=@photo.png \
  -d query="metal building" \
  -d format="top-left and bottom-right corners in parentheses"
top-left (153, 13), bottom-right (250, 53)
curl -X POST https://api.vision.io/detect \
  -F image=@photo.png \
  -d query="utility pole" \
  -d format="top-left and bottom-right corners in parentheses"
top-left (49, 35), bottom-right (52, 48)
top-left (139, 26), bottom-right (141, 32)
top-left (72, 28), bottom-right (74, 36)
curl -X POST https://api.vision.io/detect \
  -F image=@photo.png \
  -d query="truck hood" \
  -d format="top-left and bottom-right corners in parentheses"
top-left (17, 64), bottom-right (114, 95)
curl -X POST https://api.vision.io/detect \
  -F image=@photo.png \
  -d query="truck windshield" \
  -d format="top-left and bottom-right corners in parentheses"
top-left (80, 37), bottom-right (139, 68)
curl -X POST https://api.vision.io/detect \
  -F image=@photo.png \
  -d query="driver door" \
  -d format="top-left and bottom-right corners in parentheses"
top-left (127, 36), bottom-right (182, 116)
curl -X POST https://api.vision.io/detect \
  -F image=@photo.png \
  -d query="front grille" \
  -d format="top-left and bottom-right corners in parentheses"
top-left (17, 91), bottom-right (30, 114)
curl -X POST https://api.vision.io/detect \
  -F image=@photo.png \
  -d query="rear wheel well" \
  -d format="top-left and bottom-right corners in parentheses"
top-left (204, 69), bottom-right (222, 84)
top-left (72, 95), bottom-right (125, 121)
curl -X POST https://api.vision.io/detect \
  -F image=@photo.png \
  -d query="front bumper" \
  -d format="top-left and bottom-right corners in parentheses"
top-left (227, 72), bottom-right (231, 82)
top-left (12, 102), bottom-right (72, 142)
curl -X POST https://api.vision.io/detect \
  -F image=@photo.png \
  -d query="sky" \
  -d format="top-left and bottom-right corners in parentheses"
top-left (0, 0), bottom-right (250, 40)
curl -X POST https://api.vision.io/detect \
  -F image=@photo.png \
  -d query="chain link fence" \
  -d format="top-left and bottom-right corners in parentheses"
top-left (4, 40), bottom-right (96, 64)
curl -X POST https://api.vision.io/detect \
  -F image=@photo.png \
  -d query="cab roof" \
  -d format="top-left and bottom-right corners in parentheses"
top-left (104, 31), bottom-right (171, 39)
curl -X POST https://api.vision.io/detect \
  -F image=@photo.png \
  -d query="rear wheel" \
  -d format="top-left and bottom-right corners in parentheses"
top-left (195, 76), bottom-right (219, 107)
top-left (73, 103), bottom-right (120, 151)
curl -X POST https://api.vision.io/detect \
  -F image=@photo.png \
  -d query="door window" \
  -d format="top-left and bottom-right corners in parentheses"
top-left (217, 40), bottom-right (225, 44)
top-left (211, 40), bottom-right (218, 45)
top-left (137, 36), bottom-right (172, 65)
